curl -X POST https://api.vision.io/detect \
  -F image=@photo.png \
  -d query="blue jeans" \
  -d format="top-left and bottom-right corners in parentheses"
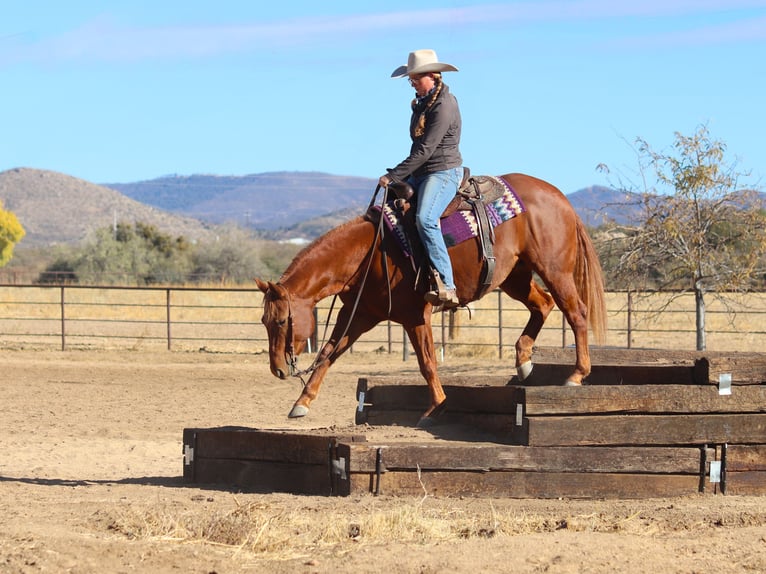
top-left (410, 167), bottom-right (462, 290)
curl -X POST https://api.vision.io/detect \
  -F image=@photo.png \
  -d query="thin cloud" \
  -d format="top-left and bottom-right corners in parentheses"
top-left (612, 14), bottom-right (766, 49)
top-left (2, 1), bottom-right (764, 66)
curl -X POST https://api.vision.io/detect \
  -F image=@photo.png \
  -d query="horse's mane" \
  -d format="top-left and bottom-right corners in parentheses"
top-left (279, 215), bottom-right (368, 281)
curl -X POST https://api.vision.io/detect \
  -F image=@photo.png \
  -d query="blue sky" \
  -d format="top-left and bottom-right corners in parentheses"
top-left (2, 1), bottom-right (765, 194)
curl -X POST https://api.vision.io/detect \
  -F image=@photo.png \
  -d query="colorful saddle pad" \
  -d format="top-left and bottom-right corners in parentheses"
top-left (377, 175), bottom-right (525, 257)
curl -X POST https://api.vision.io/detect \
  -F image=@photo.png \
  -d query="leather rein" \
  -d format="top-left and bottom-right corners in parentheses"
top-left (283, 185), bottom-right (393, 385)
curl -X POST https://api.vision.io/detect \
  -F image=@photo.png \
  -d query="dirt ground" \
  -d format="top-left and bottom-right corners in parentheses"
top-left (1, 348), bottom-right (765, 574)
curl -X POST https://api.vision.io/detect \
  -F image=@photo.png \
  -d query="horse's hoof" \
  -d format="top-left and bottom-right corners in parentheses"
top-left (416, 416), bottom-right (438, 429)
top-left (564, 380), bottom-right (582, 387)
top-left (288, 404), bottom-right (309, 418)
top-left (517, 361), bottom-right (533, 381)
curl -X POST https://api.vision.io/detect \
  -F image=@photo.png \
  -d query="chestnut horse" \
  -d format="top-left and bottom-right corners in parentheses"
top-left (255, 173), bottom-right (606, 423)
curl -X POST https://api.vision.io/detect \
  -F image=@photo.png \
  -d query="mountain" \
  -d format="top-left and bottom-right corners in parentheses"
top-left (0, 168), bottom-right (218, 246)
top-left (565, 185), bottom-right (766, 228)
top-left (103, 172), bottom-right (378, 230)
top-left (3, 168), bottom-right (762, 247)
top-left (104, 172), bottom-right (643, 234)
top-left (566, 185), bottom-right (644, 227)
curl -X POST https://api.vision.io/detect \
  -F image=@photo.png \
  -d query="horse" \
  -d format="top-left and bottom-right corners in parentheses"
top-left (255, 172), bottom-right (607, 424)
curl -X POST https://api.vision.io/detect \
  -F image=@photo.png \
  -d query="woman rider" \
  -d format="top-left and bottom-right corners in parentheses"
top-left (378, 49), bottom-right (464, 309)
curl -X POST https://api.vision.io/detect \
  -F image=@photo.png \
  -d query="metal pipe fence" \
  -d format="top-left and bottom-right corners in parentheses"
top-left (0, 284), bottom-right (764, 355)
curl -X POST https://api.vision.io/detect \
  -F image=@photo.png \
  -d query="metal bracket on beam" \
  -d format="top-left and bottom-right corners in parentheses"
top-left (183, 444), bottom-right (194, 465)
top-left (718, 373), bottom-right (732, 395)
top-left (332, 456), bottom-right (347, 480)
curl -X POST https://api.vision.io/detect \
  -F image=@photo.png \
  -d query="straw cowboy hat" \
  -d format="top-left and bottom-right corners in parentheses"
top-left (391, 49), bottom-right (459, 78)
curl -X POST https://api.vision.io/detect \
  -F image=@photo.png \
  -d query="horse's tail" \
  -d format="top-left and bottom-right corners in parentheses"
top-left (575, 219), bottom-right (607, 345)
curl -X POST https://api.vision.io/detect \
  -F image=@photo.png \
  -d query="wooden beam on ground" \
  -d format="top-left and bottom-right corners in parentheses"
top-left (182, 427), bottom-right (364, 495)
top-left (339, 442), bottom-right (707, 474)
top-left (191, 458), bottom-right (335, 495)
top-left (511, 362), bottom-right (708, 386)
top-left (357, 384), bottom-right (766, 430)
top-left (357, 360), bottom-right (707, 390)
top-left (346, 470), bottom-right (702, 499)
top-left (518, 385), bottom-right (766, 416)
top-left (533, 348), bottom-right (766, 385)
top-left (721, 444), bottom-right (766, 495)
top-left (187, 427), bottom-right (335, 464)
top-left (725, 445), bottom-right (766, 471)
top-left (515, 414), bottom-right (766, 447)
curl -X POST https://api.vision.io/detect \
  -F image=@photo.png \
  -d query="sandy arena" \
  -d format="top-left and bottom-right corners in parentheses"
top-left (1, 349), bottom-right (765, 573)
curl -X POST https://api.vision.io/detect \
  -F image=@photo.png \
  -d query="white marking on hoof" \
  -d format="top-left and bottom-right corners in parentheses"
top-left (288, 404), bottom-right (309, 418)
top-left (517, 361), bottom-right (533, 381)
top-left (564, 379), bottom-right (582, 387)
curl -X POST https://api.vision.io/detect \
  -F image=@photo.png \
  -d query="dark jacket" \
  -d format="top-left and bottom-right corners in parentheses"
top-left (388, 83), bottom-right (462, 181)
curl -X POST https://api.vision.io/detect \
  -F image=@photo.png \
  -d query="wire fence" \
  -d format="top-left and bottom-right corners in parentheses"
top-left (0, 284), bottom-right (764, 356)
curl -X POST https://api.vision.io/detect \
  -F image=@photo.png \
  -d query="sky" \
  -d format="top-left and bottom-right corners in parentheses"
top-left (2, 1), bottom-right (765, 194)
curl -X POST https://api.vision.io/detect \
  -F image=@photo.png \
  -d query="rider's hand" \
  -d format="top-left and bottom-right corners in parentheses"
top-left (378, 175), bottom-right (391, 188)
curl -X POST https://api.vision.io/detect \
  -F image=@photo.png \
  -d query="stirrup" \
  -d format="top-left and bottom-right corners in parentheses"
top-left (424, 287), bottom-right (459, 308)
top-left (424, 271), bottom-right (459, 308)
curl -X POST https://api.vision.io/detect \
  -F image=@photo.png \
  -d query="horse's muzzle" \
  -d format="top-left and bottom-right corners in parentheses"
top-left (271, 352), bottom-right (296, 379)
top-left (273, 367), bottom-right (288, 379)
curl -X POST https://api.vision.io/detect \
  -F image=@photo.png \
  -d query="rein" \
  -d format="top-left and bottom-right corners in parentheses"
top-left (286, 185), bottom-right (393, 385)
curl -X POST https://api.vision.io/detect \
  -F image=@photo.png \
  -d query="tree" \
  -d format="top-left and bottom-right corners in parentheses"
top-left (0, 200), bottom-right (25, 267)
top-left (600, 125), bottom-right (766, 350)
top-left (44, 222), bottom-right (194, 285)
top-left (189, 227), bottom-right (275, 284)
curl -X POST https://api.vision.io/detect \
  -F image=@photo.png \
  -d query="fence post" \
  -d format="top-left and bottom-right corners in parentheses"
top-left (60, 285), bottom-right (66, 351)
top-left (628, 291), bottom-right (633, 349)
top-left (440, 310), bottom-right (446, 361)
top-left (402, 325), bottom-right (409, 361)
top-left (312, 307), bottom-right (319, 353)
top-left (561, 311), bottom-right (566, 348)
top-left (166, 288), bottom-right (172, 350)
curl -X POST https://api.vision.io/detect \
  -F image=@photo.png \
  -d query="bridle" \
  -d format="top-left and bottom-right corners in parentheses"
top-left (282, 292), bottom-right (300, 376)
top-left (279, 287), bottom-right (338, 380)
top-left (274, 184), bottom-right (393, 386)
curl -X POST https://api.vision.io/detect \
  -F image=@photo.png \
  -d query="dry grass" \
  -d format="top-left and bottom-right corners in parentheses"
top-left (102, 494), bottom-right (766, 561)
top-left (105, 498), bottom-right (473, 559)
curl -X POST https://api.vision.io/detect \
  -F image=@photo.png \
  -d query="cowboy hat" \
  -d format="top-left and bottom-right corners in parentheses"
top-left (391, 49), bottom-right (458, 78)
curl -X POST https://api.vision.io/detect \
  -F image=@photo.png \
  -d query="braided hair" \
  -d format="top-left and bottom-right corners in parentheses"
top-left (411, 73), bottom-right (443, 139)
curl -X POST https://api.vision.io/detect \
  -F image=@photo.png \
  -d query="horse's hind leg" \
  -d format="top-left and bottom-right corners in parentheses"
top-left (500, 267), bottom-right (555, 381)
top-left (544, 273), bottom-right (591, 385)
top-left (403, 318), bottom-right (447, 424)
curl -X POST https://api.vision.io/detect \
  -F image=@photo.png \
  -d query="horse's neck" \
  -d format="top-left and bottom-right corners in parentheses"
top-left (280, 218), bottom-right (372, 304)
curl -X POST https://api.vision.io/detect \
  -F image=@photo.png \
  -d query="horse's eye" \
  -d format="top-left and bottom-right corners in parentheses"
top-left (277, 319), bottom-right (287, 327)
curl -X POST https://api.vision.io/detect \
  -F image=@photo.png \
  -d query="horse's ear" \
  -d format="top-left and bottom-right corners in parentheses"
top-left (254, 278), bottom-right (287, 299)
top-left (270, 282), bottom-right (288, 298)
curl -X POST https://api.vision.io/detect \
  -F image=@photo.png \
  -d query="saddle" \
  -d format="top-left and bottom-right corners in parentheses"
top-left (387, 168), bottom-right (508, 213)
top-left (384, 168), bottom-right (501, 298)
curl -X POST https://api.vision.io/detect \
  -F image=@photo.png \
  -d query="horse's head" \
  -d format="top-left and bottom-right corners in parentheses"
top-left (255, 278), bottom-right (315, 379)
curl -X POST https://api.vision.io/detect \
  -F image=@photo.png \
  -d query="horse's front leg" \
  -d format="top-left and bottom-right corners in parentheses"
top-left (289, 357), bottom-right (332, 418)
top-left (404, 319), bottom-right (446, 425)
top-left (289, 307), bottom-right (379, 418)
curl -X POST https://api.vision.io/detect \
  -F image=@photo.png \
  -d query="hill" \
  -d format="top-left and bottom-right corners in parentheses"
top-left (565, 184), bottom-right (766, 228)
top-left (103, 172), bottom-right (377, 230)
top-left (0, 168), bottom-right (218, 246)
top-left (566, 185), bottom-right (644, 227)
top-left (104, 171), bottom-right (642, 235)
top-left (3, 168), bottom-right (762, 247)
